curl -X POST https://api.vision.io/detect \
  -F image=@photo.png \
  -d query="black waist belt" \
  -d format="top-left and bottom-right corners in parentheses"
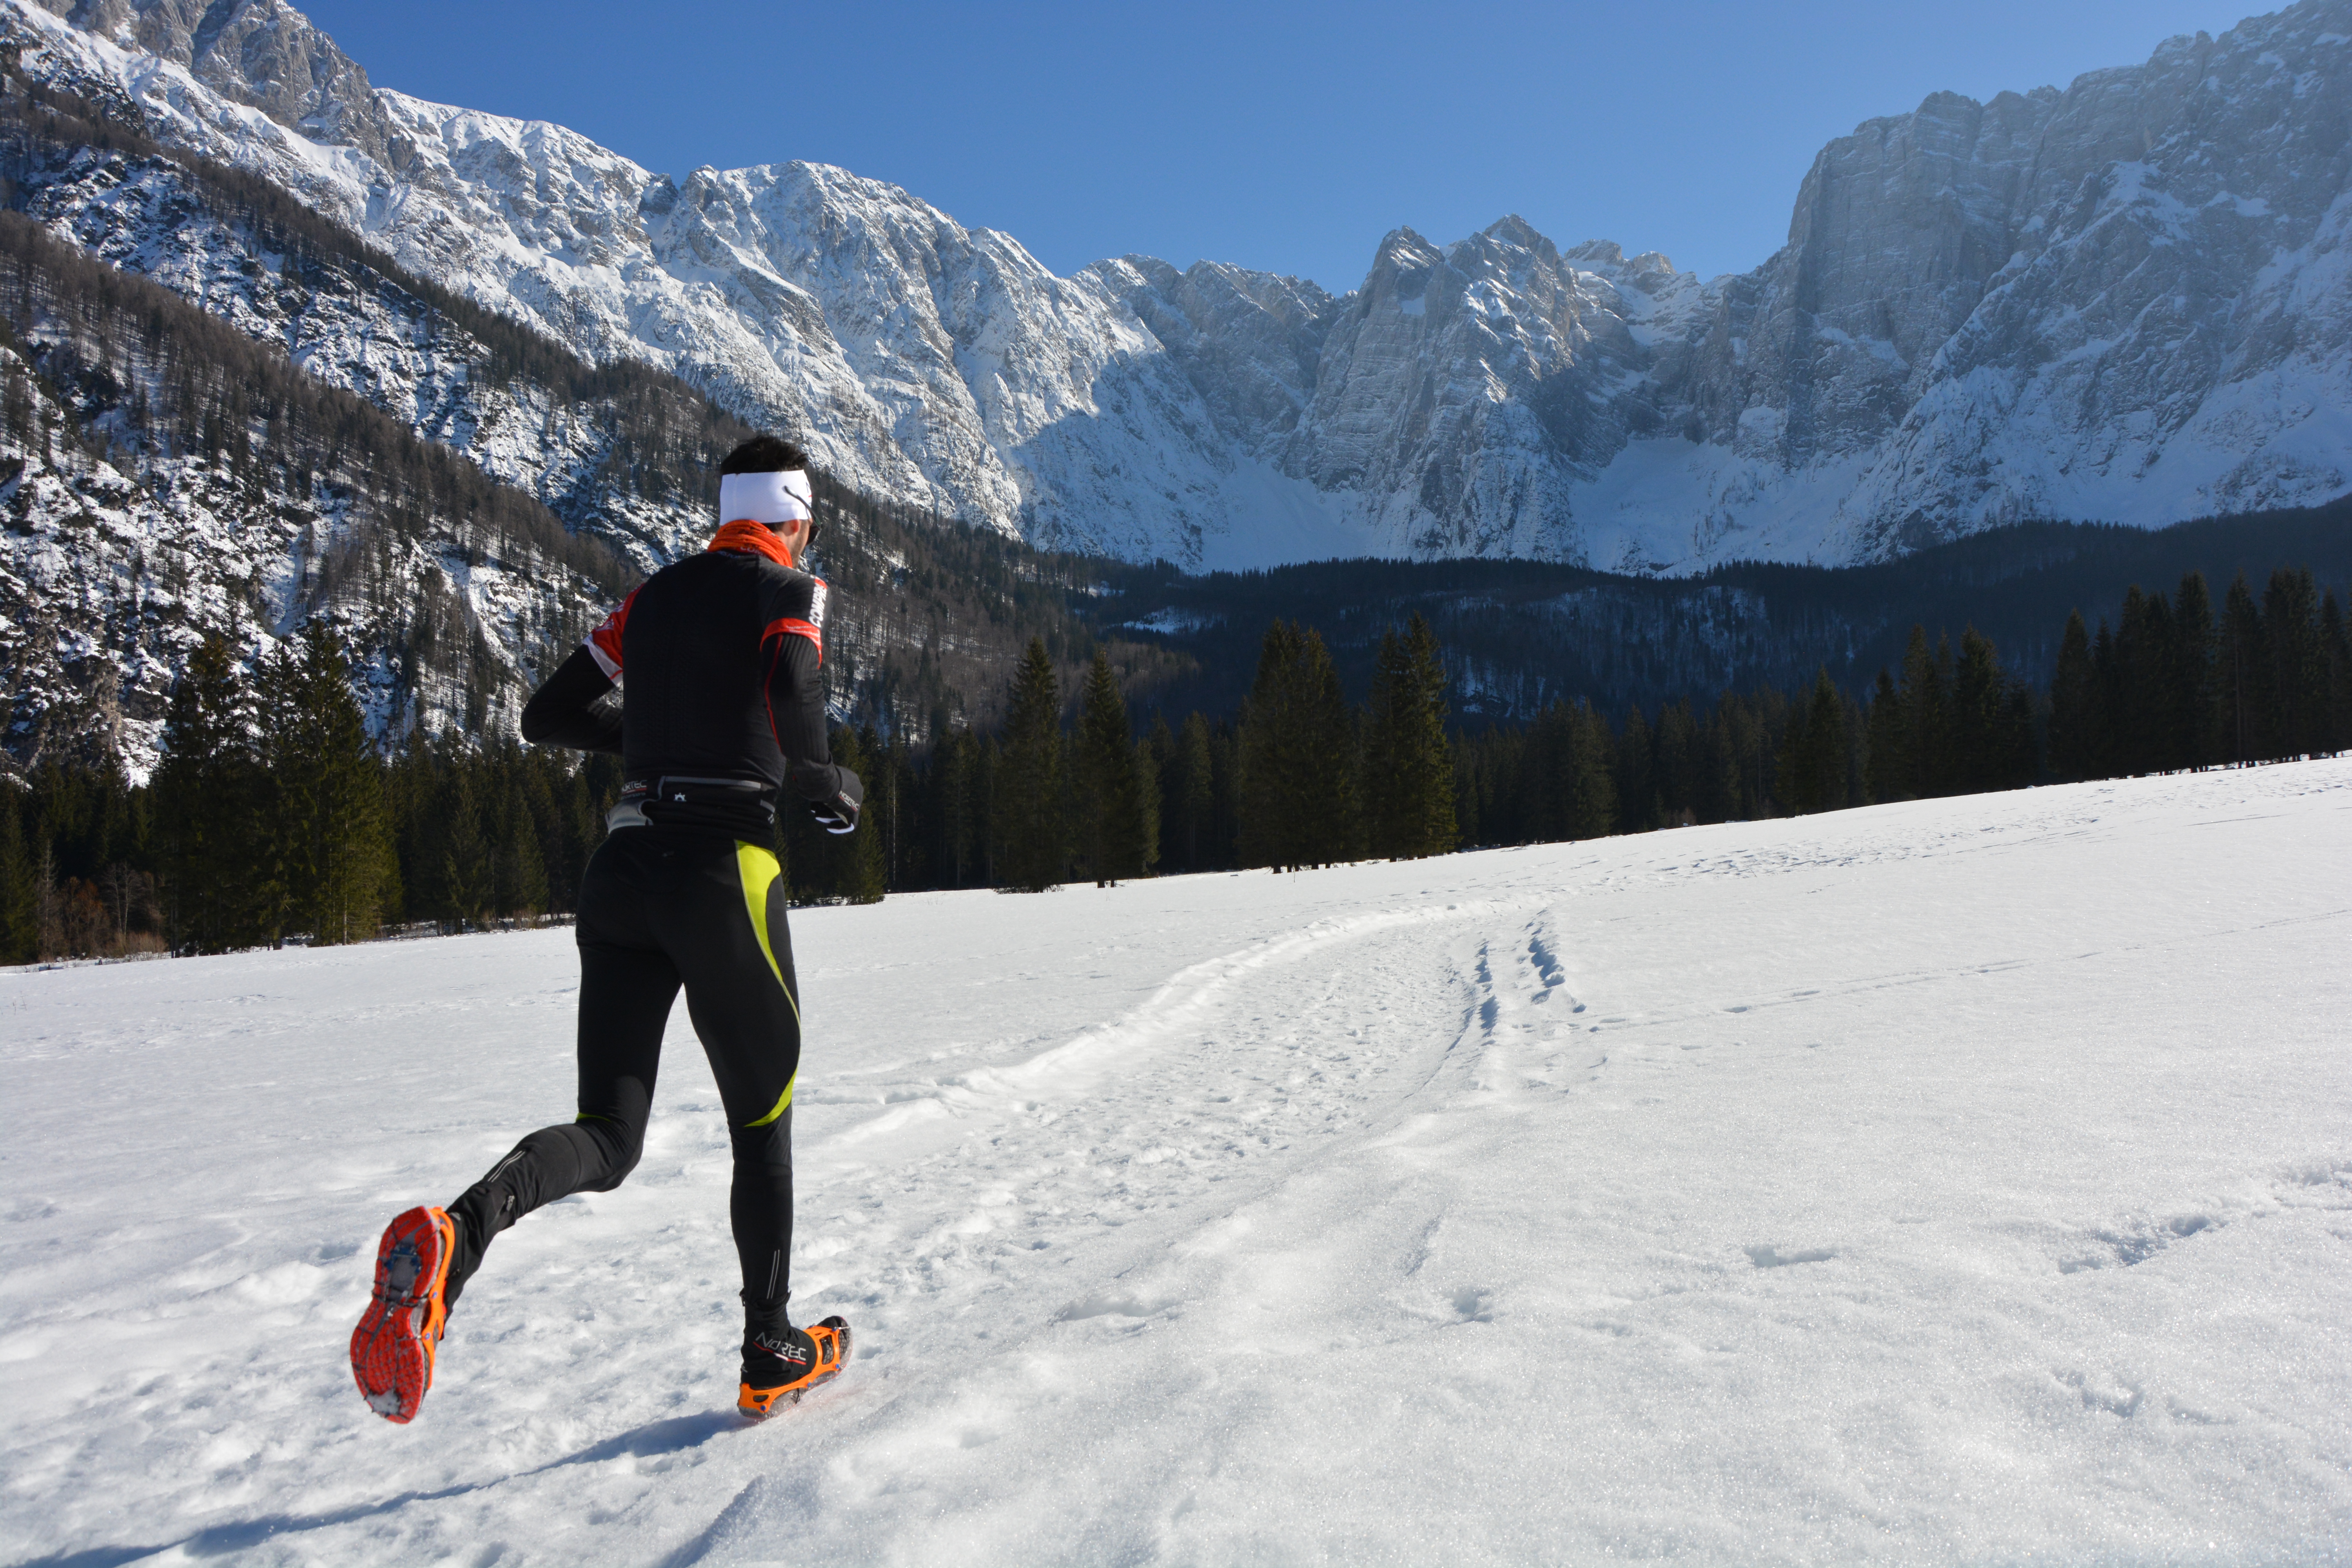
top-left (610, 775), bottom-right (776, 836)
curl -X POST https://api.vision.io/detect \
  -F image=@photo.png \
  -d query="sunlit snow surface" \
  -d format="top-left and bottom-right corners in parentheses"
top-left (5, 762), bottom-right (2350, 1565)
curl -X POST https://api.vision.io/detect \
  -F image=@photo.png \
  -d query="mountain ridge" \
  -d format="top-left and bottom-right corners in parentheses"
top-left (8, 0), bottom-right (2345, 572)
top-left (0, 75), bottom-right (1180, 777)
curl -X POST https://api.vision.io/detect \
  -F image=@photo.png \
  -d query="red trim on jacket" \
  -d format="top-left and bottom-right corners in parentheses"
top-left (586, 587), bottom-right (639, 679)
top-left (762, 617), bottom-right (824, 664)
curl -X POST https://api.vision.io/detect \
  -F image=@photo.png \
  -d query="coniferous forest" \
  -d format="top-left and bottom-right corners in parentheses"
top-left (3, 568), bottom-right (2345, 964)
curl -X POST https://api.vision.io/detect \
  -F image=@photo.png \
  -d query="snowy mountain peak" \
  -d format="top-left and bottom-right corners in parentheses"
top-left (58, 0), bottom-right (387, 154)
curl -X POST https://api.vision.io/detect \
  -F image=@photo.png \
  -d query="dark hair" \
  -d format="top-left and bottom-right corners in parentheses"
top-left (718, 435), bottom-right (810, 475)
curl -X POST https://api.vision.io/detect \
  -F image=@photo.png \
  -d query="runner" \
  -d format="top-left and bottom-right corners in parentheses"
top-left (350, 436), bottom-right (862, 1424)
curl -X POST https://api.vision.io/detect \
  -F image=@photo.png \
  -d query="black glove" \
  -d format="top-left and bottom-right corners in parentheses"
top-left (809, 766), bottom-right (863, 835)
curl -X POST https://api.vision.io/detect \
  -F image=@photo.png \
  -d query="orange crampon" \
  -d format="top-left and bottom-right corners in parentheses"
top-left (738, 1315), bottom-right (851, 1419)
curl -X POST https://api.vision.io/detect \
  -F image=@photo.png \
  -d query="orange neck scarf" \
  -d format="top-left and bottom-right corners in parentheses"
top-left (708, 520), bottom-right (795, 570)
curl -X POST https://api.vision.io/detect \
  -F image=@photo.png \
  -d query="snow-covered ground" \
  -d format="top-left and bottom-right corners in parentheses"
top-left (4, 761), bottom-right (2349, 1566)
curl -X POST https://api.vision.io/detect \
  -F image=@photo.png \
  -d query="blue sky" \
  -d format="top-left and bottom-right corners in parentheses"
top-left (304, 0), bottom-right (2263, 292)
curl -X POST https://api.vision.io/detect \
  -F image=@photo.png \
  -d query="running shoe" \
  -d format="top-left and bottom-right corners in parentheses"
top-left (738, 1316), bottom-right (851, 1419)
top-left (350, 1205), bottom-right (456, 1424)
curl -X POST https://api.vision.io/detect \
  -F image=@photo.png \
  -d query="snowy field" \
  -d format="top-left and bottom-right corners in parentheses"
top-left (4, 761), bottom-right (2350, 1567)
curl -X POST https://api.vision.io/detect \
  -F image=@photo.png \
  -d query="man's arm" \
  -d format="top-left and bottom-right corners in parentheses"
top-left (521, 646), bottom-right (623, 753)
top-left (764, 632), bottom-right (846, 802)
top-left (762, 586), bottom-right (862, 827)
top-left (523, 589), bottom-right (634, 753)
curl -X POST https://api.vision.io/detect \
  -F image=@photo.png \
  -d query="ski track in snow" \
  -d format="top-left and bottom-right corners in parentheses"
top-left (4, 762), bottom-right (2351, 1565)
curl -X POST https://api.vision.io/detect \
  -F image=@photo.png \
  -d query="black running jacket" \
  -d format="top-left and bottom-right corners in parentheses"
top-left (521, 546), bottom-right (848, 833)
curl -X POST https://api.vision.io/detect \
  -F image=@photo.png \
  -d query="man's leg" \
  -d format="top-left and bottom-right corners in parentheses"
top-left (670, 841), bottom-right (803, 1310)
top-left (730, 1105), bottom-right (796, 1303)
top-left (669, 840), bottom-right (845, 1415)
top-left (351, 842), bottom-right (681, 1423)
top-left (444, 832), bottom-right (681, 1305)
top-left (443, 941), bottom-right (677, 1304)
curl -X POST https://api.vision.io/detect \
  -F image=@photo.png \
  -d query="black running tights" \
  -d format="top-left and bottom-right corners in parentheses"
top-left (446, 829), bottom-right (803, 1318)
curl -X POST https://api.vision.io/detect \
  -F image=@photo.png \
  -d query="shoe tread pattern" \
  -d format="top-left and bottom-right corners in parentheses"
top-left (350, 1206), bottom-right (452, 1424)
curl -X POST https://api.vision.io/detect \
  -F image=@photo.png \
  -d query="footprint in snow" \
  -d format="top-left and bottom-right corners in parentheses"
top-left (1744, 1245), bottom-right (1836, 1269)
top-left (1054, 1291), bottom-right (1181, 1324)
top-left (1450, 1287), bottom-right (1494, 1323)
top-left (2058, 1212), bottom-right (2221, 1273)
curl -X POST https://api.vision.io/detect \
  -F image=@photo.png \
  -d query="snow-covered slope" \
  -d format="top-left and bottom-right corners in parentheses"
top-left (4, 760), bottom-right (2348, 1564)
top-left (7, 0), bottom-right (2346, 573)
top-left (9, 137), bottom-right (710, 579)
top-left (0, 293), bottom-right (611, 773)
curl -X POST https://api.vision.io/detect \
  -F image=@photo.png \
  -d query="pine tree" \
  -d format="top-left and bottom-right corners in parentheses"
top-left (993, 637), bottom-right (1065, 893)
top-left (1396, 614), bottom-right (1456, 857)
top-left (1524, 699), bottom-right (1617, 838)
top-left (1896, 626), bottom-right (1951, 797)
top-left (155, 634), bottom-right (265, 953)
top-left (925, 724), bottom-right (975, 889)
top-left (1238, 622), bottom-right (1359, 869)
top-left (2323, 588), bottom-right (2352, 755)
top-left (1615, 704), bottom-right (1658, 834)
top-left (1237, 621), bottom-right (1303, 869)
top-left (1778, 668), bottom-right (1849, 813)
top-left (2046, 610), bottom-right (2096, 782)
top-left (1950, 628), bottom-right (2007, 793)
top-left (2171, 572), bottom-right (2220, 768)
top-left (1075, 652), bottom-right (1153, 885)
top-left (1840, 686), bottom-right (1871, 806)
top-left (245, 658), bottom-right (298, 941)
top-left (883, 730), bottom-right (915, 889)
top-left (1360, 626), bottom-right (1412, 857)
top-left (2263, 567), bottom-right (2327, 758)
top-left (385, 730), bottom-right (441, 926)
top-left (1173, 711), bottom-right (1215, 871)
top-left (2091, 618), bottom-right (2123, 770)
top-left (1452, 732), bottom-right (1490, 846)
top-left (0, 787), bottom-right (35, 964)
top-left (1999, 684), bottom-right (2037, 788)
top-left (1299, 629), bottom-right (1361, 864)
top-left (836, 726), bottom-right (887, 904)
top-left (260, 622), bottom-right (392, 943)
top-left (1654, 699), bottom-right (1698, 824)
top-left (440, 761), bottom-right (490, 929)
top-left (1143, 713), bottom-right (1185, 873)
top-left (1864, 667), bottom-right (1908, 800)
top-left (1132, 730), bottom-right (1163, 883)
top-left (971, 735), bottom-right (1000, 887)
top-left (1567, 701), bottom-right (1618, 837)
top-left (1208, 719), bottom-right (1241, 867)
top-left (1520, 705), bottom-right (1566, 838)
top-left (517, 748), bottom-right (567, 914)
top-left (501, 784), bottom-right (548, 920)
top-left (2219, 574), bottom-right (2265, 763)
top-left (2112, 586), bottom-right (2169, 775)
top-left (33, 839), bottom-right (62, 960)
top-left (1361, 617), bottom-right (1454, 858)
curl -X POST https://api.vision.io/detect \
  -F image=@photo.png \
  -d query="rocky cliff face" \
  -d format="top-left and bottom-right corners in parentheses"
top-left (1676, 12), bottom-right (2352, 564)
top-left (42, 0), bottom-right (389, 156)
top-left (5, 0), bottom-right (2345, 575)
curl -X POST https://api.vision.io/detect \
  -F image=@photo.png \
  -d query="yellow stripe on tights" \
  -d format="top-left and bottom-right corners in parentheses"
top-left (735, 840), bottom-right (801, 1128)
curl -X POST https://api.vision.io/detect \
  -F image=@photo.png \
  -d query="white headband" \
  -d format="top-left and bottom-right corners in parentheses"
top-left (719, 468), bottom-right (814, 528)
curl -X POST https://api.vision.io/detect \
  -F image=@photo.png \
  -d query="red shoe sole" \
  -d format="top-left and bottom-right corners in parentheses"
top-left (351, 1205), bottom-right (454, 1424)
